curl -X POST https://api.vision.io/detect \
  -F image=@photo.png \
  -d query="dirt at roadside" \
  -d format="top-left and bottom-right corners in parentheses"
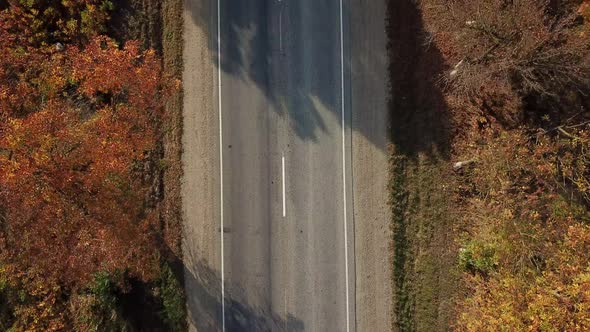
top-left (181, 0), bottom-right (224, 330)
top-left (349, 0), bottom-right (395, 331)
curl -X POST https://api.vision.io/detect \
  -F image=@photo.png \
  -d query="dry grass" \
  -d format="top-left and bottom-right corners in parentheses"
top-left (161, 0), bottom-right (184, 263)
top-left (386, 1), bottom-right (462, 330)
top-left (160, 0), bottom-right (186, 329)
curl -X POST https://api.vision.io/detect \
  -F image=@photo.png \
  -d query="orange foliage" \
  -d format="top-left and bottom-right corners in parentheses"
top-left (0, 5), bottom-right (173, 328)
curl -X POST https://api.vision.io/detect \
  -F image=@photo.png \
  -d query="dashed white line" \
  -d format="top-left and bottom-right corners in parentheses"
top-left (217, 1), bottom-right (349, 331)
top-left (282, 153), bottom-right (286, 217)
top-left (217, 0), bottom-right (226, 331)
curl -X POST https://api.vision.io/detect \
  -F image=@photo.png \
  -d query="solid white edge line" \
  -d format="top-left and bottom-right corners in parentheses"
top-left (217, 0), bottom-right (225, 331)
top-left (340, 0), bottom-right (351, 331)
top-left (282, 153), bottom-right (286, 217)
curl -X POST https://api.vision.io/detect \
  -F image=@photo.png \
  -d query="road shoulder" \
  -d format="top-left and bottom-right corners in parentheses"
top-left (350, 0), bottom-right (394, 331)
top-left (182, 0), bottom-right (222, 331)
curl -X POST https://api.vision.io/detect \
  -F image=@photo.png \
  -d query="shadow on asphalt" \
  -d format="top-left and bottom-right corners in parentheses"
top-left (155, 225), bottom-right (305, 331)
top-left (182, 256), bottom-right (304, 332)
top-left (185, 0), bottom-right (393, 148)
top-left (181, 0), bottom-right (453, 330)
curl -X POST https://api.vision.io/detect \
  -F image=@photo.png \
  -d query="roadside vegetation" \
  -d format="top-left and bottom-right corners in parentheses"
top-left (389, 0), bottom-right (590, 330)
top-left (0, 0), bottom-right (185, 330)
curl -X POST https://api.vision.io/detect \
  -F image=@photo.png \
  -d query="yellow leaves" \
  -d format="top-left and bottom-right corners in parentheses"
top-left (7, 117), bottom-right (22, 130)
top-left (4, 119), bottom-right (25, 152)
top-left (459, 222), bottom-right (590, 331)
top-left (85, 4), bottom-right (97, 14)
top-left (501, 208), bottom-right (514, 219)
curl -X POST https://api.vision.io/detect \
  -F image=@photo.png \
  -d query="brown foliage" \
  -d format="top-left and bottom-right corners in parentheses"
top-left (416, 0), bottom-right (590, 329)
top-left (423, 0), bottom-right (590, 107)
top-left (0, 4), bottom-right (176, 329)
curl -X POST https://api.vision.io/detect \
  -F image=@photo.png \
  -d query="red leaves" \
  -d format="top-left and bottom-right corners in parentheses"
top-left (0, 30), bottom-right (167, 304)
top-left (70, 38), bottom-right (161, 95)
top-left (0, 2), bottom-right (182, 328)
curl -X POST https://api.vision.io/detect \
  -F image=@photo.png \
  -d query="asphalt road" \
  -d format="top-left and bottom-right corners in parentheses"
top-left (218, 0), bottom-right (354, 331)
top-left (183, 0), bottom-right (393, 330)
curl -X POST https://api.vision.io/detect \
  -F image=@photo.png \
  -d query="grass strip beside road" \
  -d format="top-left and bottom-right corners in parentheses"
top-left (161, 0), bottom-right (186, 329)
top-left (386, 1), bottom-right (461, 330)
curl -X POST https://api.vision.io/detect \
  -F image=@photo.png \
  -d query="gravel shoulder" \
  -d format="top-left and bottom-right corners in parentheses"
top-left (350, 0), bottom-right (394, 331)
top-left (181, 0), bottom-right (222, 331)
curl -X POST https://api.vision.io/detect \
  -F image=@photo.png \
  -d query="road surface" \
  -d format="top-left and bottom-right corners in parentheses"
top-left (182, 0), bottom-right (392, 331)
top-left (219, 0), bottom-right (353, 330)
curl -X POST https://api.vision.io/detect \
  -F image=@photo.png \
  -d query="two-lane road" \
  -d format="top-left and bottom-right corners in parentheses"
top-left (218, 0), bottom-right (354, 331)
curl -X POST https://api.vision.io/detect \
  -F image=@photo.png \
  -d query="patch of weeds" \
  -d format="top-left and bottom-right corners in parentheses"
top-left (158, 158), bottom-right (170, 171)
top-left (390, 153), bottom-right (414, 332)
top-left (551, 196), bottom-right (590, 224)
top-left (159, 262), bottom-right (186, 332)
top-left (85, 271), bottom-right (131, 332)
top-left (459, 240), bottom-right (499, 276)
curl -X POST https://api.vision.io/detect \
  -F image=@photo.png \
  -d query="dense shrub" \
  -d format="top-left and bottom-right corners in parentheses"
top-left (414, 1), bottom-right (590, 328)
top-left (0, 2), bottom-right (181, 330)
top-left (457, 222), bottom-right (590, 331)
top-left (160, 262), bottom-right (185, 332)
top-left (5, 0), bottom-right (114, 45)
top-left (70, 272), bottom-right (131, 332)
top-left (422, 0), bottom-right (590, 128)
top-left (459, 240), bottom-right (499, 276)
top-left (449, 127), bottom-right (590, 329)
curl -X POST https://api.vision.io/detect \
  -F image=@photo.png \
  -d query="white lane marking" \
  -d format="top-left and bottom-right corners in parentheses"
top-left (339, 0), bottom-right (351, 331)
top-left (217, 0), bottom-right (226, 331)
top-left (282, 153), bottom-right (286, 217)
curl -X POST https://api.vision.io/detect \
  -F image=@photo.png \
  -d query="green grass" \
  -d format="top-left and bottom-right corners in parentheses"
top-left (160, 262), bottom-right (186, 332)
top-left (390, 154), bottom-right (414, 331)
top-left (389, 149), bottom-right (459, 331)
top-left (160, 0), bottom-right (187, 330)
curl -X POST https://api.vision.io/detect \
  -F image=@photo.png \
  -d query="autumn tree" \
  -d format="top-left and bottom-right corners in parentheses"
top-left (415, 0), bottom-right (590, 330)
top-left (0, 2), bottom-right (176, 329)
top-left (421, 0), bottom-right (590, 125)
top-left (2, 0), bottom-right (113, 46)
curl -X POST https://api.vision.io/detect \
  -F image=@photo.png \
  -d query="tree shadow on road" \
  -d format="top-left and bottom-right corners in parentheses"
top-left (182, 251), bottom-right (304, 331)
top-left (184, 0), bottom-right (388, 148)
